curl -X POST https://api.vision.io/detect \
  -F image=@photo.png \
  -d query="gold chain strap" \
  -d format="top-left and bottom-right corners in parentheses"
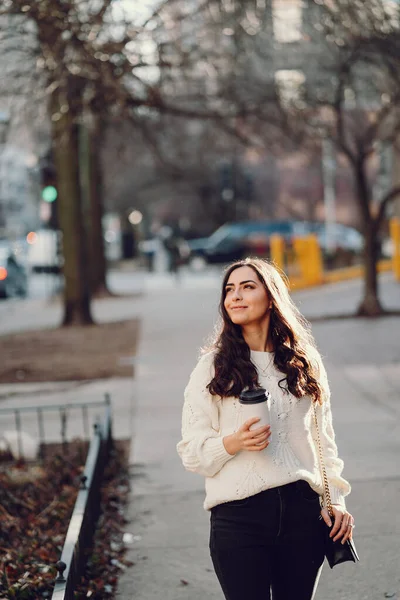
top-left (312, 401), bottom-right (334, 517)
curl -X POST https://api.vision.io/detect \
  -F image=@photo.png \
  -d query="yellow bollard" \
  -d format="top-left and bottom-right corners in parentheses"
top-left (293, 236), bottom-right (310, 287)
top-left (306, 234), bottom-right (324, 286)
top-left (270, 234), bottom-right (285, 271)
top-left (292, 235), bottom-right (324, 287)
top-left (390, 217), bottom-right (400, 282)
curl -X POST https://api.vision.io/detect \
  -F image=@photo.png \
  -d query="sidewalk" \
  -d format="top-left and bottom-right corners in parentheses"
top-left (116, 273), bottom-right (400, 600)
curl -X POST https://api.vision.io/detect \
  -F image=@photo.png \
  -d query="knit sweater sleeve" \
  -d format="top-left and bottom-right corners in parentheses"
top-left (176, 353), bottom-right (235, 478)
top-left (311, 348), bottom-right (351, 508)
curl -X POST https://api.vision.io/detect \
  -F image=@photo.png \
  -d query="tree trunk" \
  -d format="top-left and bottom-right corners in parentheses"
top-left (87, 118), bottom-right (110, 296)
top-left (357, 220), bottom-right (384, 316)
top-left (355, 162), bottom-right (384, 317)
top-left (52, 86), bottom-right (94, 326)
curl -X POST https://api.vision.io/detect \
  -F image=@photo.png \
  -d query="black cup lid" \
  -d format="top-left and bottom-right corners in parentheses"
top-left (239, 387), bottom-right (269, 404)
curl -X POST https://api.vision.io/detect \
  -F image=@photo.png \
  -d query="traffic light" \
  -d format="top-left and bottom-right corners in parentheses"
top-left (42, 185), bottom-right (58, 203)
top-left (40, 159), bottom-right (58, 229)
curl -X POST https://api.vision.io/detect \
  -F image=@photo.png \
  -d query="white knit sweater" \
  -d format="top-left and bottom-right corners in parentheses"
top-left (177, 348), bottom-right (351, 511)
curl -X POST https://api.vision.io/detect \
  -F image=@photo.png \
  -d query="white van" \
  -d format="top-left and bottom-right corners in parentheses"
top-left (27, 229), bottom-right (63, 273)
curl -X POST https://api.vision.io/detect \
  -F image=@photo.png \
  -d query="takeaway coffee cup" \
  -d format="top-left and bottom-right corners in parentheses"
top-left (239, 387), bottom-right (270, 431)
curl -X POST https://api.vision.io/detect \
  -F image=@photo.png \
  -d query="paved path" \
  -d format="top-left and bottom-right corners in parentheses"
top-left (116, 273), bottom-right (400, 600)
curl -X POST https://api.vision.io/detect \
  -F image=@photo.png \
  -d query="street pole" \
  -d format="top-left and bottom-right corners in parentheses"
top-left (322, 137), bottom-right (337, 252)
top-left (0, 111), bottom-right (10, 236)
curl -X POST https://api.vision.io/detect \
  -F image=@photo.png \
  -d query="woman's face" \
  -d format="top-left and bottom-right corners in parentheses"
top-left (223, 266), bottom-right (271, 327)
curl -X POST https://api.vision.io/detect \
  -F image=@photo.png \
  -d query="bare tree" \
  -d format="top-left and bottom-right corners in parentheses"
top-left (301, 1), bottom-right (400, 316)
top-left (200, 0), bottom-right (400, 315)
top-left (1, 0), bottom-right (245, 323)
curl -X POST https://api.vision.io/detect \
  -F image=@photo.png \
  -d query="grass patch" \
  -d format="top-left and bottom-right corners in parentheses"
top-left (0, 319), bottom-right (140, 384)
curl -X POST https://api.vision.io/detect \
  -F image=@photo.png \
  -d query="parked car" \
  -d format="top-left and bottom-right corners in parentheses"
top-left (187, 220), bottom-right (365, 268)
top-left (0, 242), bottom-right (28, 299)
top-left (187, 220), bottom-right (305, 268)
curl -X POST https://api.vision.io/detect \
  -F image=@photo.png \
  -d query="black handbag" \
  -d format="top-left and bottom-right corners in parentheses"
top-left (320, 517), bottom-right (360, 568)
top-left (313, 402), bottom-right (360, 569)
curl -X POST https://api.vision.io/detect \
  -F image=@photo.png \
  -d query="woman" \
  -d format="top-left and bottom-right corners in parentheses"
top-left (177, 258), bottom-right (353, 600)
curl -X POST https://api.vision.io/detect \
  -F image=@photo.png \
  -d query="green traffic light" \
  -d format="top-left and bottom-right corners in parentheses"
top-left (42, 185), bottom-right (58, 203)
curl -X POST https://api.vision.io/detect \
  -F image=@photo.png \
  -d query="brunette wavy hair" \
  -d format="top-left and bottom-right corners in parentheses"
top-left (206, 258), bottom-right (324, 404)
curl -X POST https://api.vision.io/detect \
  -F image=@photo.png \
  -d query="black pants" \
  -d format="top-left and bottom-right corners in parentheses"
top-left (209, 480), bottom-right (325, 600)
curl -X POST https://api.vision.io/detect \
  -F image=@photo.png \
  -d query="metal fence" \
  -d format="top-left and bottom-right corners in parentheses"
top-left (50, 395), bottom-right (113, 600)
top-left (0, 398), bottom-right (110, 460)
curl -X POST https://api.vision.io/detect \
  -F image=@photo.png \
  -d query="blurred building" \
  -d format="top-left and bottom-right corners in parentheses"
top-left (153, 0), bottom-right (400, 233)
top-left (259, 1), bottom-right (400, 227)
top-left (0, 13), bottom-right (50, 239)
top-left (149, 1), bottom-right (353, 231)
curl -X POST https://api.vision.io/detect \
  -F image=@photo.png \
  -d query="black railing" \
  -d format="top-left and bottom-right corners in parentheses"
top-left (0, 399), bottom-right (109, 459)
top-left (50, 395), bottom-right (113, 600)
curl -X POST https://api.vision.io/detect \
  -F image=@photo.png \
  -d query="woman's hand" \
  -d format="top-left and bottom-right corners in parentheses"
top-left (320, 504), bottom-right (354, 544)
top-left (223, 418), bottom-right (271, 455)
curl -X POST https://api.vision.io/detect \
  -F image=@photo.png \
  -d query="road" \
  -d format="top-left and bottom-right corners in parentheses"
top-left (1, 266), bottom-right (399, 334)
top-left (0, 267), bottom-right (223, 334)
